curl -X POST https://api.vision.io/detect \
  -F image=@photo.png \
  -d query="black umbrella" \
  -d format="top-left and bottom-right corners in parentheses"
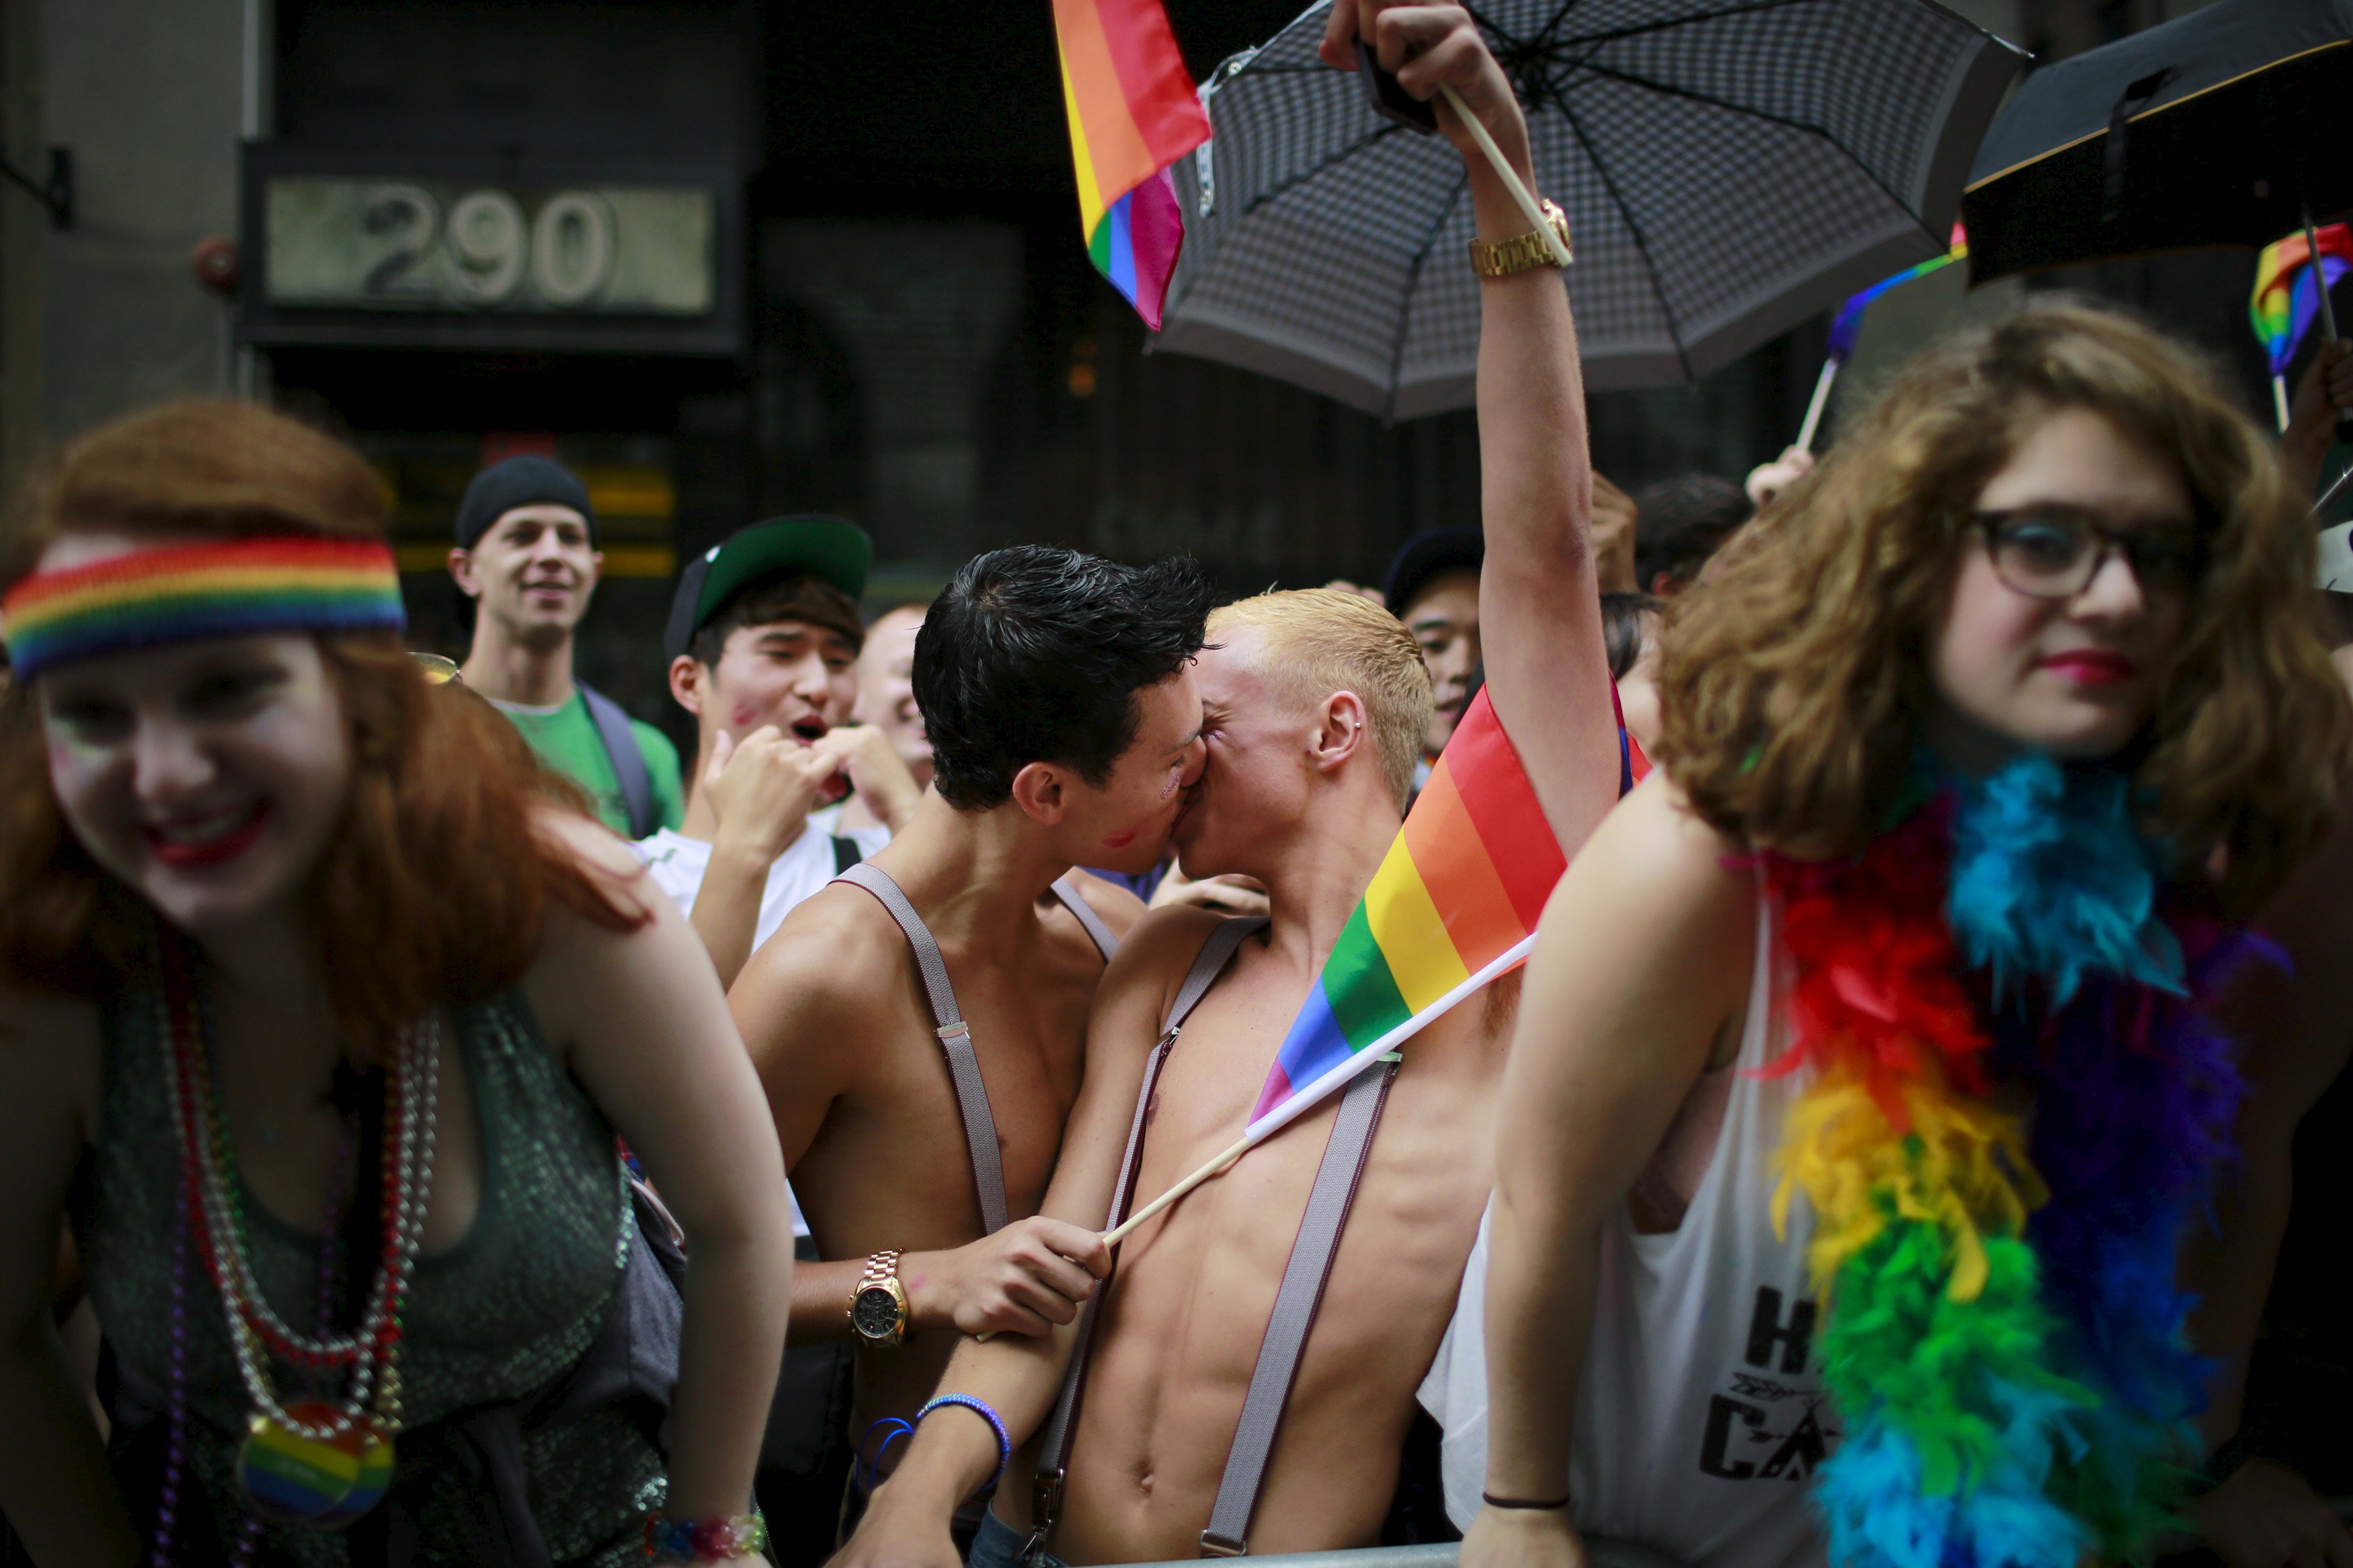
top-left (1962, 0), bottom-right (2353, 283)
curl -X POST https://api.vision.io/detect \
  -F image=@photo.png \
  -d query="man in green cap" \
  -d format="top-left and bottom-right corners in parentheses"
top-left (637, 517), bottom-right (922, 991)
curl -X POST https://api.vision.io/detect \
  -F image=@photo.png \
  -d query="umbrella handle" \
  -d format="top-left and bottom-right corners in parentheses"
top-left (1436, 83), bottom-right (1573, 269)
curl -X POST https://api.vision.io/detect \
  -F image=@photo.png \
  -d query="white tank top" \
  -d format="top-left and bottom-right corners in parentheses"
top-left (1417, 889), bottom-right (1832, 1568)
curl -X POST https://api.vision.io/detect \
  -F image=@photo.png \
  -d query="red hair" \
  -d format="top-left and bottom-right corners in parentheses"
top-left (0, 400), bottom-right (644, 1059)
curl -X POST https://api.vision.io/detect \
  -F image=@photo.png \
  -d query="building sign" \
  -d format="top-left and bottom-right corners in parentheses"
top-left (239, 150), bottom-right (744, 356)
top-left (266, 179), bottom-right (713, 315)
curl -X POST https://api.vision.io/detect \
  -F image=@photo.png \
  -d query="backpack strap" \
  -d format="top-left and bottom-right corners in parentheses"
top-left (1049, 876), bottom-right (1121, 962)
top-left (832, 835), bottom-right (865, 875)
top-left (831, 862), bottom-right (1010, 1235)
top-left (577, 682), bottom-right (655, 839)
top-left (1028, 915), bottom-right (1267, 1553)
top-left (1199, 1052), bottom-right (1401, 1555)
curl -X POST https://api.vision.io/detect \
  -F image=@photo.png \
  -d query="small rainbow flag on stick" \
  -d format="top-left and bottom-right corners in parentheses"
top-left (2251, 222), bottom-right (2351, 430)
top-left (1796, 224), bottom-right (1968, 455)
top-left (1050, 0), bottom-right (1211, 330)
top-left (1106, 690), bottom-right (1640, 1244)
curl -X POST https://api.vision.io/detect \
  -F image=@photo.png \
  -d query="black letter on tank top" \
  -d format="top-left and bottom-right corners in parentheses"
top-left (1745, 1286), bottom-right (1815, 1373)
top-left (1700, 1395), bottom-right (1765, 1479)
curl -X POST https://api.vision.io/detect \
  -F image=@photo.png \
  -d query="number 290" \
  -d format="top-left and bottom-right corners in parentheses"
top-left (362, 185), bottom-right (616, 306)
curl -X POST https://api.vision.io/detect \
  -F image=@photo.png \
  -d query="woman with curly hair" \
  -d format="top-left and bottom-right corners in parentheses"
top-left (0, 401), bottom-right (791, 1566)
top-left (1430, 304), bottom-right (2352, 1568)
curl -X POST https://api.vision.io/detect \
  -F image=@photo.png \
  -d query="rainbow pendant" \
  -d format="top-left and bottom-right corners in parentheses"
top-left (234, 1403), bottom-right (393, 1526)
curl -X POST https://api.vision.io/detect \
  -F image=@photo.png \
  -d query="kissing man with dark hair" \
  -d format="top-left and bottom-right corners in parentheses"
top-left (727, 545), bottom-right (1215, 1540)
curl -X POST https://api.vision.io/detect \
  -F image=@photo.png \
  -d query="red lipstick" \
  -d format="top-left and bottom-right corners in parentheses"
top-left (143, 803), bottom-right (270, 868)
top-left (2039, 649), bottom-right (2137, 686)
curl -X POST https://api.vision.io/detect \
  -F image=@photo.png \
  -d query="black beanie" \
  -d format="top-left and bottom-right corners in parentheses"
top-left (454, 456), bottom-right (595, 548)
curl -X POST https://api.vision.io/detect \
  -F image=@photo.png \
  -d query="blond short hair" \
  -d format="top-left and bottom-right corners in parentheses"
top-left (1208, 588), bottom-right (1434, 810)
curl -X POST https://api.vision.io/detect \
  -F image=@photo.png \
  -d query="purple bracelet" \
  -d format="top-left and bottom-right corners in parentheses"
top-left (916, 1393), bottom-right (1012, 1499)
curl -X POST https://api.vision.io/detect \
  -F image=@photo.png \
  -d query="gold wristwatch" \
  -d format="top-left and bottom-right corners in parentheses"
top-left (849, 1250), bottom-right (909, 1346)
top-left (1469, 199), bottom-right (1574, 276)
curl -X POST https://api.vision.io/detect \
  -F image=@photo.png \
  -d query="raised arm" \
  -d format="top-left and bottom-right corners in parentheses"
top-left (829, 912), bottom-right (1211, 1568)
top-left (1464, 780), bottom-right (1755, 1568)
top-left (1322, 2), bottom-right (1620, 852)
top-left (0, 991), bottom-right (138, 1568)
top-left (525, 820), bottom-right (793, 1541)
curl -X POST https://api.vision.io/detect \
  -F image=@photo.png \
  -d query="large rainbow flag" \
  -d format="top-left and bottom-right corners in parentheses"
top-left (1050, 0), bottom-right (1211, 331)
top-left (1244, 689), bottom-right (1644, 1143)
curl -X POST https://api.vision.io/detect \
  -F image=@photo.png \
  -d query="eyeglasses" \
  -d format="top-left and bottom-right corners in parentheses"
top-left (1973, 507), bottom-right (2205, 602)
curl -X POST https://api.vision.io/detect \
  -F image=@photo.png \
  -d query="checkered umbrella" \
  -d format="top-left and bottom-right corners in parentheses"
top-left (1157, 0), bottom-right (2024, 419)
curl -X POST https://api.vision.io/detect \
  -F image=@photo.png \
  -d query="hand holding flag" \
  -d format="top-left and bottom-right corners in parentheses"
top-left (2252, 222), bottom-right (2352, 432)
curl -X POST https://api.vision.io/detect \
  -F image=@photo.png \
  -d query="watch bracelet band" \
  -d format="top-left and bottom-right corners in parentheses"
top-left (1469, 198), bottom-right (1573, 277)
top-left (858, 1249), bottom-right (903, 1291)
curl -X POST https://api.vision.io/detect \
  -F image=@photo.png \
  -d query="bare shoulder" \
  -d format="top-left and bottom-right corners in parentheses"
top-left (732, 881), bottom-right (912, 1036)
top-left (529, 802), bottom-right (664, 928)
top-left (1067, 869), bottom-right (1150, 939)
top-left (1555, 768), bottom-right (1749, 914)
top-left (1091, 905), bottom-right (1232, 1036)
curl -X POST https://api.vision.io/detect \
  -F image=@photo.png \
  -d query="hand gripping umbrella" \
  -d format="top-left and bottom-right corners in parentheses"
top-left (1155, 0), bottom-right (2023, 419)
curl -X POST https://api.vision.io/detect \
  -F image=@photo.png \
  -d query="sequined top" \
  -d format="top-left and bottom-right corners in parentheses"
top-left (71, 988), bottom-right (668, 1567)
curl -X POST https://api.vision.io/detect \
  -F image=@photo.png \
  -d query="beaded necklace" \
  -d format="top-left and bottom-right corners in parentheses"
top-left (151, 932), bottom-right (439, 1553)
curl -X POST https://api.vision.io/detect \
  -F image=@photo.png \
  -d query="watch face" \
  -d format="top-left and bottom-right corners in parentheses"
top-left (851, 1286), bottom-right (901, 1339)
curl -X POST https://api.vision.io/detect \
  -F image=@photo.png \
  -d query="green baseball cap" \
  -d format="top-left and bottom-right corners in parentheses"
top-left (664, 515), bottom-right (872, 661)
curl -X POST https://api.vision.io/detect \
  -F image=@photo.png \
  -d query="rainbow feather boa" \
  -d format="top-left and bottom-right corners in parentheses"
top-left (1765, 754), bottom-right (2255, 1568)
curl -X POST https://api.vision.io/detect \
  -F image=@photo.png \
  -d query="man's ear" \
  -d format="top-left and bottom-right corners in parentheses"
top-left (669, 655), bottom-right (706, 718)
top-left (1310, 690), bottom-right (1371, 776)
top-left (1009, 760), bottom-right (1068, 826)
top-left (448, 548), bottom-right (481, 597)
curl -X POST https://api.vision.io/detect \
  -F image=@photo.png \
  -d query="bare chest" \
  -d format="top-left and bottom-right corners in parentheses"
top-left (795, 935), bottom-right (1100, 1253)
top-left (1058, 979), bottom-right (1509, 1555)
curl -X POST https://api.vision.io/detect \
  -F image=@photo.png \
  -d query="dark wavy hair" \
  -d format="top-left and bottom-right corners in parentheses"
top-left (916, 545), bottom-right (1211, 810)
top-left (1657, 303), bottom-right (2350, 914)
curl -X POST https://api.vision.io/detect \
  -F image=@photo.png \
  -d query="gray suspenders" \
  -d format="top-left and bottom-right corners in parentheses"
top-left (832, 862), bottom-right (1119, 1235)
top-left (1027, 915), bottom-right (1402, 1560)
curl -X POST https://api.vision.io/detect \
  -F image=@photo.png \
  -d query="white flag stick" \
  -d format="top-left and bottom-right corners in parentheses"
top-left (1796, 358), bottom-right (1840, 456)
top-left (1437, 83), bottom-right (1572, 269)
top-left (1101, 934), bottom-right (1539, 1248)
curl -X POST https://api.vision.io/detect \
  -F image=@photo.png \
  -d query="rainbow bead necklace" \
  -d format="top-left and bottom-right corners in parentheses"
top-left (152, 933), bottom-right (438, 1550)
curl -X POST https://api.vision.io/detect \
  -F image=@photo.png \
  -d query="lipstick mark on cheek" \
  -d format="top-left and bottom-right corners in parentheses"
top-left (730, 704), bottom-right (758, 729)
top-left (1102, 827), bottom-right (1138, 850)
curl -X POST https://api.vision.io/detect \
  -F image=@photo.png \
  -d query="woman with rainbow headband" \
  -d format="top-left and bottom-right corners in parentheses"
top-left (1433, 304), bottom-right (2352, 1568)
top-left (0, 401), bottom-right (790, 1566)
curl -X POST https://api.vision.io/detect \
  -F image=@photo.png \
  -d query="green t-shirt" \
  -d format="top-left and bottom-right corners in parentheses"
top-left (491, 691), bottom-right (684, 837)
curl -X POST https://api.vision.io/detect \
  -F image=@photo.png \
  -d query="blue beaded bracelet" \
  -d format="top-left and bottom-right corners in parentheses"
top-left (916, 1393), bottom-right (1012, 1500)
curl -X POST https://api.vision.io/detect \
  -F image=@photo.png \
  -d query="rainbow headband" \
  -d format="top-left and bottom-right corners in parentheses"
top-left (0, 537), bottom-right (405, 682)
